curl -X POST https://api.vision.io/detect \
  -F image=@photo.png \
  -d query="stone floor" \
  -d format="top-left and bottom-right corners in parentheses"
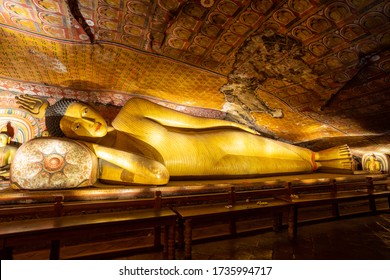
top-left (13, 212), bottom-right (390, 260)
top-left (119, 213), bottom-right (390, 260)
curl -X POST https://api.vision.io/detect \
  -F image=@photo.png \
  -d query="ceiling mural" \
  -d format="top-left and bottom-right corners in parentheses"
top-left (0, 90), bottom-right (42, 143)
top-left (0, 28), bottom-right (227, 107)
top-left (0, 0), bottom-right (389, 157)
top-left (0, 0), bottom-right (88, 41)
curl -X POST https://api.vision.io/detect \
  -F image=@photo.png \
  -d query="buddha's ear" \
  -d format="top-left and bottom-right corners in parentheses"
top-left (7, 137), bottom-right (10, 144)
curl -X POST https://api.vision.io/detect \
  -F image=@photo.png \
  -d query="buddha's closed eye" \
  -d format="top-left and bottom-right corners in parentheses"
top-left (82, 108), bottom-right (88, 116)
top-left (73, 123), bottom-right (81, 130)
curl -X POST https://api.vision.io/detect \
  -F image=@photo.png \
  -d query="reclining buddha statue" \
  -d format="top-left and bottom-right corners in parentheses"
top-left (13, 94), bottom-right (353, 189)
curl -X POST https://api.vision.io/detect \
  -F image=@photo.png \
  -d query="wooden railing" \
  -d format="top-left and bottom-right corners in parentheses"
top-left (0, 175), bottom-right (389, 260)
top-left (278, 177), bottom-right (390, 239)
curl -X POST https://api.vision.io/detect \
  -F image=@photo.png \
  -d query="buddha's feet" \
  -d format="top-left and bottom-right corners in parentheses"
top-left (315, 145), bottom-right (353, 171)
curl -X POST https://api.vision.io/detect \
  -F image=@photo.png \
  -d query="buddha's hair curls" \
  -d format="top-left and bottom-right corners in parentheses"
top-left (45, 99), bottom-right (78, 137)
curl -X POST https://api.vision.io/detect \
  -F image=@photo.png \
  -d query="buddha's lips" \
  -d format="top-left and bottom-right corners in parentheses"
top-left (95, 123), bottom-right (101, 131)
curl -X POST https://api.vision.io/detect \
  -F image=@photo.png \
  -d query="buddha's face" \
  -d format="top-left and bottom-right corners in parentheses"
top-left (60, 102), bottom-right (108, 138)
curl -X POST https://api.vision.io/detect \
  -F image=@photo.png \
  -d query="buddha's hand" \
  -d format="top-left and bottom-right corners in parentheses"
top-left (85, 142), bottom-right (170, 185)
top-left (15, 94), bottom-right (49, 118)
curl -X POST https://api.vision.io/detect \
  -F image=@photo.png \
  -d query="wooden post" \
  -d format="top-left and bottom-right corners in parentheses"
top-left (367, 177), bottom-right (376, 213)
top-left (272, 212), bottom-right (283, 232)
top-left (154, 191), bottom-right (162, 248)
top-left (229, 186), bottom-right (236, 205)
top-left (0, 246), bottom-right (13, 260)
top-left (229, 215), bottom-right (237, 236)
top-left (163, 225), bottom-right (169, 259)
top-left (177, 218), bottom-right (184, 250)
top-left (184, 219), bottom-right (192, 260)
top-left (331, 201), bottom-right (340, 217)
top-left (168, 222), bottom-right (176, 260)
top-left (229, 186), bottom-right (236, 236)
top-left (288, 205), bottom-right (297, 240)
top-left (54, 196), bottom-right (64, 217)
top-left (367, 177), bottom-right (374, 195)
top-left (154, 190), bottom-right (162, 210)
top-left (329, 179), bottom-right (339, 217)
top-left (49, 240), bottom-right (60, 260)
top-left (51, 196), bottom-right (63, 260)
top-left (388, 195), bottom-right (390, 209)
top-left (331, 179), bottom-right (337, 197)
top-left (287, 181), bottom-right (293, 199)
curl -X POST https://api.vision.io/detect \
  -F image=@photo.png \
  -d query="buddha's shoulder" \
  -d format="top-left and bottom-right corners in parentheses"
top-left (125, 97), bottom-right (154, 106)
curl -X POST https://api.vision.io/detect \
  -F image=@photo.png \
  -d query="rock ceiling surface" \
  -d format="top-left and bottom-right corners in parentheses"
top-left (0, 0), bottom-right (389, 156)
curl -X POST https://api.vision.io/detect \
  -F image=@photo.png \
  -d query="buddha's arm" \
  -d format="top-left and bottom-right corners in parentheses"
top-left (125, 98), bottom-right (260, 135)
top-left (0, 148), bottom-right (16, 170)
top-left (83, 142), bottom-right (169, 185)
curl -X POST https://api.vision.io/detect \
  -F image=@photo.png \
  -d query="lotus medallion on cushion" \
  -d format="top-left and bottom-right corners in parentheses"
top-left (10, 137), bottom-right (98, 190)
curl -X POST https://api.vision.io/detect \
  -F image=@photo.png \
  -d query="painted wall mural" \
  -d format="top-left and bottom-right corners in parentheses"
top-left (0, 0), bottom-right (88, 41)
top-left (362, 152), bottom-right (390, 174)
top-left (0, 91), bottom-right (42, 144)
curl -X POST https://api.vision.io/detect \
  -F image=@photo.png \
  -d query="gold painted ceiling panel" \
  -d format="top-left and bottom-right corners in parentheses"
top-left (0, 28), bottom-right (226, 108)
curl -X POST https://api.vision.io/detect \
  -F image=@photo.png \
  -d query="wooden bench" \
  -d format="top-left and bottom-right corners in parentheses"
top-left (0, 196), bottom-right (64, 220)
top-left (1, 174), bottom-right (388, 259)
top-left (0, 208), bottom-right (177, 260)
top-left (0, 191), bottom-right (178, 260)
top-left (366, 177), bottom-right (390, 212)
top-left (170, 184), bottom-right (294, 259)
top-left (0, 189), bottom-right (163, 220)
top-left (280, 176), bottom-right (390, 239)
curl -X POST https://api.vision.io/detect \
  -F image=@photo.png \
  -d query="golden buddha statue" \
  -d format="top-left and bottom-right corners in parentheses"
top-left (366, 154), bottom-right (382, 173)
top-left (0, 133), bottom-right (18, 180)
top-left (16, 95), bottom-right (353, 186)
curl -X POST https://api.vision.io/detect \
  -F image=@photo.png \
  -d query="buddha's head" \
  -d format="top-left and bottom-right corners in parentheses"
top-left (45, 99), bottom-right (108, 138)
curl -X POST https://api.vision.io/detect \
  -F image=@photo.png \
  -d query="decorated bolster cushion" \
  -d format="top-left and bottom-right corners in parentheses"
top-left (11, 137), bottom-right (98, 190)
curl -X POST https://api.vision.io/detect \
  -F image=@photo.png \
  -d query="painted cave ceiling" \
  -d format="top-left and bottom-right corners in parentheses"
top-left (0, 0), bottom-right (389, 157)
